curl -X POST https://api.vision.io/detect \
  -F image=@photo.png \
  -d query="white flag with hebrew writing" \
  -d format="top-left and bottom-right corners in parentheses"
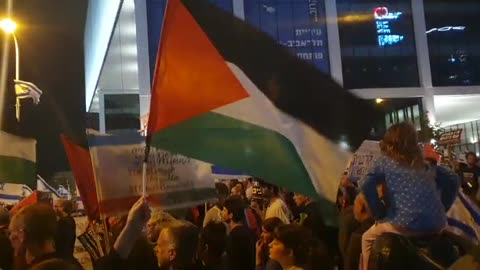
top-left (87, 131), bottom-right (216, 218)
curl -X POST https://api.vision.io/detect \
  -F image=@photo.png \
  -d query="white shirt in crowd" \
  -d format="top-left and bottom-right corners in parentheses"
top-left (265, 198), bottom-right (291, 224)
top-left (246, 185), bottom-right (254, 201)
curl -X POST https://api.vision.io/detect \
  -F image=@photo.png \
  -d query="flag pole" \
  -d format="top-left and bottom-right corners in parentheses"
top-left (143, 135), bottom-right (152, 198)
top-left (13, 33), bottom-right (20, 121)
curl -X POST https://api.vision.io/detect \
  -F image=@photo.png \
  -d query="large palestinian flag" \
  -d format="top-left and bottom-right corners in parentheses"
top-left (147, 0), bottom-right (377, 201)
top-left (0, 131), bottom-right (36, 186)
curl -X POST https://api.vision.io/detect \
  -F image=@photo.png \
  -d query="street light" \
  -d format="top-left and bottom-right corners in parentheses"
top-left (0, 18), bottom-right (18, 81)
top-left (0, 18), bottom-right (16, 34)
top-left (0, 18), bottom-right (21, 120)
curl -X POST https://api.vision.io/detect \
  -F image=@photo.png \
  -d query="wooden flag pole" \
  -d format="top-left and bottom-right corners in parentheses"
top-left (142, 161), bottom-right (147, 197)
top-left (143, 130), bottom-right (152, 197)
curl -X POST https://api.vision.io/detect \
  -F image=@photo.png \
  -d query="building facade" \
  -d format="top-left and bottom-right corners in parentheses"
top-left (84, 0), bottom-right (480, 139)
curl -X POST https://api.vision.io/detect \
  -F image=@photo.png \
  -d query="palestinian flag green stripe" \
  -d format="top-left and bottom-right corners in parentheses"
top-left (151, 111), bottom-right (319, 198)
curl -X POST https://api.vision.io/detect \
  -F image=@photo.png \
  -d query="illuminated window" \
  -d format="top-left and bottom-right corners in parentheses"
top-left (336, 0), bottom-right (419, 89)
top-left (146, 0), bottom-right (234, 78)
top-left (244, 0), bottom-right (330, 73)
top-left (424, 0), bottom-right (480, 86)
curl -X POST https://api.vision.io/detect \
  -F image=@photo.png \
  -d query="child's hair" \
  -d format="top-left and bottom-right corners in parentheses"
top-left (380, 122), bottom-right (424, 170)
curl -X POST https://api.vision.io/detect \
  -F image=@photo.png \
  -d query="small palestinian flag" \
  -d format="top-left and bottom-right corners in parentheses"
top-left (0, 131), bottom-right (36, 186)
top-left (61, 135), bottom-right (99, 220)
top-left (147, 0), bottom-right (377, 201)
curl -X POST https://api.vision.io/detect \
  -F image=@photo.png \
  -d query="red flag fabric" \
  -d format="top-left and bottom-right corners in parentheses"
top-left (10, 191), bottom-right (38, 216)
top-left (146, 0), bottom-right (248, 136)
top-left (424, 144), bottom-right (441, 163)
top-left (61, 135), bottom-right (99, 220)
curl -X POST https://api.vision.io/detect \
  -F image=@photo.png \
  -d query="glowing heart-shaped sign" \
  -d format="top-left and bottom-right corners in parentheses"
top-left (374, 7), bottom-right (388, 19)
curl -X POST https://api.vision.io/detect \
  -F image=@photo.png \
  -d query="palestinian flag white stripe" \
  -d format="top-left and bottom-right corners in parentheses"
top-left (213, 63), bottom-right (351, 201)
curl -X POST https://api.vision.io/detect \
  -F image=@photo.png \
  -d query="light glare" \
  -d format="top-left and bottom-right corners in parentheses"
top-left (0, 18), bottom-right (17, 34)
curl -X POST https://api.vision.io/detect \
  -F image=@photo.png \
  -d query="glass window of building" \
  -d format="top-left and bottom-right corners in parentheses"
top-left (104, 94), bottom-right (140, 132)
top-left (146, 0), bottom-right (234, 77)
top-left (244, 0), bottom-right (330, 73)
top-left (424, 0), bottom-right (480, 86)
top-left (336, 0), bottom-right (419, 89)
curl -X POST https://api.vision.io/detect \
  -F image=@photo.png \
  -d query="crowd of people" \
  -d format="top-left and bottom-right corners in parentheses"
top-left (0, 122), bottom-right (477, 270)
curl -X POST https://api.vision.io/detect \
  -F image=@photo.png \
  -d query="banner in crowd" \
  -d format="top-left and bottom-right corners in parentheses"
top-left (346, 140), bottom-right (381, 185)
top-left (438, 129), bottom-right (463, 145)
top-left (88, 132), bottom-right (216, 218)
top-left (146, 0), bottom-right (377, 202)
top-left (0, 131), bottom-right (36, 186)
top-left (74, 216), bottom-right (95, 270)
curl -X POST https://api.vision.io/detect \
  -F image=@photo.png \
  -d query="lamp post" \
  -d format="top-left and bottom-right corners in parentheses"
top-left (0, 18), bottom-right (42, 122)
top-left (0, 18), bottom-right (20, 120)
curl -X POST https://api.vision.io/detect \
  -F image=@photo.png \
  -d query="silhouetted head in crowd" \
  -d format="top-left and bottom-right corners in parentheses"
top-left (0, 206), bottom-right (9, 230)
top-left (53, 199), bottom-right (73, 218)
top-left (261, 217), bottom-right (283, 245)
top-left (215, 182), bottom-right (230, 208)
top-left (230, 184), bottom-right (243, 197)
top-left (222, 197), bottom-right (245, 226)
top-left (293, 193), bottom-right (311, 208)
top-left (380, 122), bottom-right (424, 170)
top-left (9, 204), bottom-right (58, 263)
top-left (198, 222), bottom-right (227, 266)
top-left (264, 185), bottom-right (281, 204)
top-left (30, 258), bottom-right (81, 270)
top-left (270, 224), bottom-right (333, 270)
top-left (155, 220), bottom-right (199, 269)
top-left (466, 152), bottom-right (478, 167)
top-left (147, 211), bottom-right (176, 244)
top-left (215, 182), bottom-right (229, 198)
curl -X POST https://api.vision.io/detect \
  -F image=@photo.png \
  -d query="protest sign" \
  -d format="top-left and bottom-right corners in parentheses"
top-left (74, 216), bottom-right (94, 270)
top-left (438, 129), bottom-right (463, 145)
top-left (88, 132), bottom-right (216, 218)
top-left (346, 140), bottom-right (381, 185)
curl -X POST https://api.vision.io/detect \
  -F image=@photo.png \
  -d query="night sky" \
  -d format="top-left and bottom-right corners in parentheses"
top-left (1, 0), bottom-right (87, 180)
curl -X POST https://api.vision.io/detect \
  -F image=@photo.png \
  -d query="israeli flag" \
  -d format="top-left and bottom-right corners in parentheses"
top-left (446, 191), bottom-right (480, 243)
top-left (14, 79), bottom-right (43, 104)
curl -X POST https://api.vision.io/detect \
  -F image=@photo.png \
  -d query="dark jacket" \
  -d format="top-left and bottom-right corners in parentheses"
top-left (28, 252), bottom-right (82, 270)
top-left (344, 218), bottom-right (374, 270)
top-left (226, 225), bottom-right (255, 270)
top-left (257, 246), bottom-right (282, 270)
top-left (458, 163), bottom-right (480, 198)
top-left (0, 228), bottom-right (13, 270)
top-left (338, 207), bottom-right (359, 259)
top-left (55, 216), bottom-right (77, 259)
top-left (95, 251), bottom-right (205, 270)
top-left (299, 201), bottom-right (326, 241)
